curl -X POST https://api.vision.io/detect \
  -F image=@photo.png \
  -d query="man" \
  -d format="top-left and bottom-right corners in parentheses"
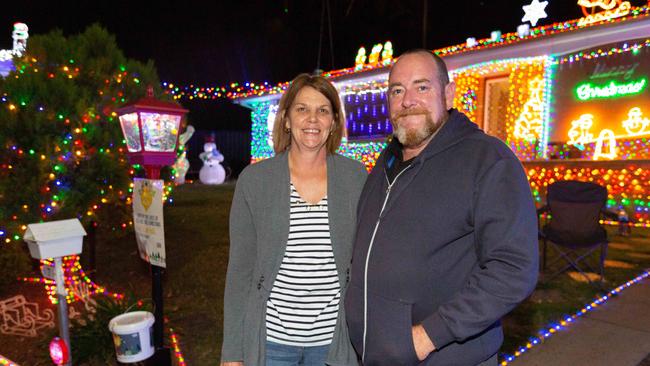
top-left (345, 49), bottom-right (539, 365)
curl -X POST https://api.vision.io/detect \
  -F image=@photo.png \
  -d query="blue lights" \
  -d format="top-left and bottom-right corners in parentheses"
top-left (499, 270), bottom-right (650, 364)
top-left (344, 90), bottom-right (392, 140)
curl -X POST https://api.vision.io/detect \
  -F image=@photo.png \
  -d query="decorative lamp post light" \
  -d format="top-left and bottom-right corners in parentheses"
top-left (49, 337), bottom-right (70, 366)
top-left (118, 86), bottom-right (188, 179)
top-left (117, 86), bottom-right (187, 365)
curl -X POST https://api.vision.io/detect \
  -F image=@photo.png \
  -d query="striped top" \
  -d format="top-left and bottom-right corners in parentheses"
top-left (265, 183), bottom-right (341, 346)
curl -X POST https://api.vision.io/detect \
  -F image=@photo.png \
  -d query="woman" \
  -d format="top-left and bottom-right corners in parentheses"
top-left (221, 73), bottom-right (367, 366)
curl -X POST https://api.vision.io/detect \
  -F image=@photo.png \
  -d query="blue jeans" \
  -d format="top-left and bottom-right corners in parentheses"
top-left (265, 341), bottom-right (330, 366)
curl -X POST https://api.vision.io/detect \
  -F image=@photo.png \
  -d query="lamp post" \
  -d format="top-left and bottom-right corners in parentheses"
top-left (117, 86), bottom-right (187, 365)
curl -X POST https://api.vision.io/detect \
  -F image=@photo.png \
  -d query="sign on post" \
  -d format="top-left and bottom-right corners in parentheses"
top-left (132, 178), bottom-right (166, 268)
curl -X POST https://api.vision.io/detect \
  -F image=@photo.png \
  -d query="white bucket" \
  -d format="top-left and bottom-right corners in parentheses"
top-left (108, 311), bottom-right (155, 363)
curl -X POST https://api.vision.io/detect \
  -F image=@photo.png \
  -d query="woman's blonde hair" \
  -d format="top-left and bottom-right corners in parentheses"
top-left (272, 73), bottom-right (345, 154)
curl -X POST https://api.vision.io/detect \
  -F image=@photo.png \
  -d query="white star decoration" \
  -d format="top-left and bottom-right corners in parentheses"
top-left (522, 0), bottom-right (549, 27)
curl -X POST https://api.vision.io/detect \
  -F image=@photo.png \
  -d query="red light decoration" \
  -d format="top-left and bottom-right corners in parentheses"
top-left (49, 337), bottom-right (69, 365)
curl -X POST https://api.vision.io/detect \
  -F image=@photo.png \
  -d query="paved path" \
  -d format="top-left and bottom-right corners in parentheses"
top-left (513, 276), bottom-right (650, 366)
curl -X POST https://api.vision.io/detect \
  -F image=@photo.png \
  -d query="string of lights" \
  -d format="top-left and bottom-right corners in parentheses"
top-left (160, 6), bottom-right (650, 102)
top-left (0, 355), bottom-right (19, 366)
top-left (525, 164), bottom-right (650, 226)
top-left (169, 327), bottom-right (186, 366)
top-left (1, 57), bottom-right (178, 247)
top-left (498, 270), bottom-right (650, 365)
top-left (20, 255), bottom-right (124, 304)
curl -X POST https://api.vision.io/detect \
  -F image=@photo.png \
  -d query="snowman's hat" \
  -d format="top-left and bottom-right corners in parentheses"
top-left (205, 133), bottom-right (216, 143)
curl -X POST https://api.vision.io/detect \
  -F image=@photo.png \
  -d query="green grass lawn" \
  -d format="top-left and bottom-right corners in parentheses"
top-left (72, 183), bottom-right (650, 364)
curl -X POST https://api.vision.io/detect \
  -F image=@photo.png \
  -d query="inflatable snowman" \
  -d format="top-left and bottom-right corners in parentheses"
top-left (172, 125), bottom-right (195, 185)
top-left (199, 136), bottom-right (226, 185)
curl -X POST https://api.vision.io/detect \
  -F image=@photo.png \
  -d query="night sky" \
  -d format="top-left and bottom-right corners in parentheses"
top-left (1, 0), bottom-right (645, 130)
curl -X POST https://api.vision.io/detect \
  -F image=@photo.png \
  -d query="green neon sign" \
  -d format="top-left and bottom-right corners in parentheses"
top-left (575, 78), bottom-right (646, 101)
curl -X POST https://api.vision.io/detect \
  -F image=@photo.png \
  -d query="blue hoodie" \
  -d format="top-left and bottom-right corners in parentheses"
top-left (345, 109), bottom-right (538, 365)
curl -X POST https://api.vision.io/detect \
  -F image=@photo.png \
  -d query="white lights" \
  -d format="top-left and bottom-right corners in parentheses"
top-left (522, 0), bottom-right (549, 26)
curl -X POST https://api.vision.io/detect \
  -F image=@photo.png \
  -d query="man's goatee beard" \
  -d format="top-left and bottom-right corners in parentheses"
top-left (392, 111), bottom-right (448, 148)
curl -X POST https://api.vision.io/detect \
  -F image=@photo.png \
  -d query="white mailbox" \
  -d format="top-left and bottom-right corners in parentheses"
top-left (23, 219), bottom-right (87, 259)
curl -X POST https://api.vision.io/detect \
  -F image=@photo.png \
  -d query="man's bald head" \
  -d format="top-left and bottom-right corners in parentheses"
top-left (390, 49), bottom-right (450, 88)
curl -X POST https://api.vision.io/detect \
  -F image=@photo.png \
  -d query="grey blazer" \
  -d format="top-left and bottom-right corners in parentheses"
top-left (221, 151), bottom-right (367, 365)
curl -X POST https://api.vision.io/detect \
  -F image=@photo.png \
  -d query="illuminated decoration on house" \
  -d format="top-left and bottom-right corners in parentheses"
top-left (381, 41), bottom-right (394, 66)
top-left (354, 47), bottom-right (366, 71)
top-left (449, 57), bottom-right (548, 160)
top-left (522, 0), bottom-right (548, 26)
top-left (266, 104), bottom-right (279, 148)
top-left (561, 107), bottom-right (650, 160)
top-left (344, 88), bottom-right (391, 140)
top-left (0, 295), bottom-right (54, 337)
top-left (500, 271), bottom-right (650, 364)
top-left (577, 0), bottom-right (631, 26)
top-left (249, 99), bottom-right (388, 169)
top-left (517, 24), bottom-right (531, 38)
top-left (539, 59), bottom-right (556, 159)
top-left (622, 107), bottom-right (650, 135)
top-left (514, 77), bottom-right (545, 141)
top-left (575, 78), bottom-right (647, 100)
top-left (460, 89), bottom-right (478, 114)
top-left (164, 7), bottom-right (650, 102)
top-left (338, 139), bottom-right (387, 171)
top-left (593, 129), bottom-right (617, 160)
top-left (250, 101), bottom-right (277, 162)
top-left (568, 114), bottom-right (596, 145)
top-left (368, 43), bottom-right (383, 65)
top-left (232, 4), bottom-right (650, 233)
top-left (352, 41), bottom-right (394, 71)
top-left (525, 163), bottom-right (650, 225)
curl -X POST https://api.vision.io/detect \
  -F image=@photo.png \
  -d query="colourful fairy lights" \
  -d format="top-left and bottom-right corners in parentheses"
top-left (1, 57), bottom-right (178, 248)
top-left (21, 255), bottom-right (124, 304)
top-left (575, 77), bottom-right (647, 101)
top-left (498, 270), bottom-right (650, 365)
top-left (248, 99), bottom-right (387, 168)
top-left (449, 56), bottom-right (550, 161)
top-left (162, 80), bottom-right (290, 101)
top-left (553, 39), bottom-right (650, 65)
top-left (157, 6), bottom-right (650, 104)
top-left (169, 327), bottom-right (187, 366)
top-left (525, 163), bottom-right (650, 226)
top-left (0, 355), bottom-right (19, 366)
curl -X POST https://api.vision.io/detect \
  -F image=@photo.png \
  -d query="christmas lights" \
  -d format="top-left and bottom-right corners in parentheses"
top-left (1, 57), bottom-right (177, 246)
top-left (522, 0), bottom-right (549, 27)
top-left (0, 354), bottom-right (19, 366)
top-left (499, 270), bottom-right (650, 364)
top-left (575, 78), bottom-right (646, 100)
top-left (577, 0), bottom-right (631, 26)
top-left (568, 114), bottom-right (596, 145)
top-left (622, 107), bottom-right (650, 135)
top-left (22, 256), bottom-right (124, 304)
top-left (525, 163), bottom-right (650, 225)
top-left (169, 327), bottom-right (186, 366)
top-left (160, 6), bottom-right (650, 102)
top-left (513, 77), bottom-right (545, 141)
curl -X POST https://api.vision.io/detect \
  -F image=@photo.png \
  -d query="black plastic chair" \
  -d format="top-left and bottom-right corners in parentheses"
top-left (537, 180), bottom-right (616, 287)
